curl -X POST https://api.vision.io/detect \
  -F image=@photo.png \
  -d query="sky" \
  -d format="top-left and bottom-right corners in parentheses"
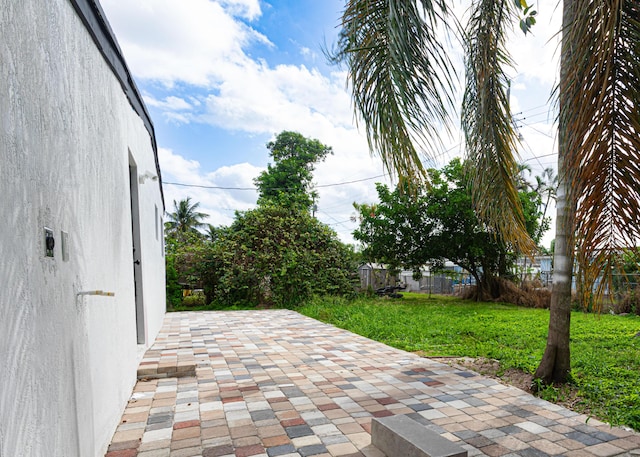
top-left (100, 0), bottom-right (562, 248)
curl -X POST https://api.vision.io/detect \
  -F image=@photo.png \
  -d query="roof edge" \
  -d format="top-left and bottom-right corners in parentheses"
top-left (67, 0), bottom-right (165, 209)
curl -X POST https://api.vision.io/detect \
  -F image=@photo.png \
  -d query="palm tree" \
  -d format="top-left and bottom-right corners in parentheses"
top-left (334, 0), bottom-right (640, 384)
top-left (165, 197), bottom-right (209, 237)
top-left (534, 167), bottom-right (557, 243)
top-left (516, 163), bottom-right (534, 192)
top-left (205, 224), bottom-right (222, 243)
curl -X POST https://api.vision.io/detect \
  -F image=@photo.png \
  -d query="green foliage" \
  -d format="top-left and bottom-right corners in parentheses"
top-left (165, 255), bottom-right (183, 309)
top-left (181, 292), bottom-right (206, 307)
top-left (165, 131), bottom-right (355, 309)
top-left (299, 294), bottom-right (640, 431)
top-left (202, 206), bottom-right (357, 308)
top-left (353, 182), bottom-right (434, 275)
top-left (513, 0), bottom-right (537, 35)
top-left (165, 197), bottom-right (209, 238)
top-left (165, 230), bottom-right (209, 290)
top-left (254, 131), bottom-right (332, 211)
top-left (353, 159), bottom-right (547, 298)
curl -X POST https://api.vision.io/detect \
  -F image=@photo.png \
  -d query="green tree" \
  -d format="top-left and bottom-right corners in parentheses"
top-left (254, 131), bottom-right (332, 211)
top-left (175, 132), bottom-right (355, 308)
top-left (202, 206), bottom-right (356, 307)
top-left (165, 197), bottom-right (209, 238)
top-left (354, 185), bottom-right (434, 276)
top-left (354, 159), bottom-right (547, 299)
top-left (333, 0), bottom-right (640, 383)
top-left (165, 230), bottom-right (207, 294)
top-left (205, 224), bottom-right (223, 243)
top-left (533, 167), bottom-right (557, 242)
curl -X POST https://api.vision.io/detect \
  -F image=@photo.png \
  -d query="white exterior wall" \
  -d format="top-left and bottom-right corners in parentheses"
top-left (0, 1), bottom-right (166, 456)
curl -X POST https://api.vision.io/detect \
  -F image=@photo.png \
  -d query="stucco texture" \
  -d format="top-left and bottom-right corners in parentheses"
top-left (0, 1), bottom-right (166, 455)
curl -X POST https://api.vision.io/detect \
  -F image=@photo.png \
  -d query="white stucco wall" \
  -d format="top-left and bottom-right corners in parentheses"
top-left (0, 1), bottom-right (166, 456)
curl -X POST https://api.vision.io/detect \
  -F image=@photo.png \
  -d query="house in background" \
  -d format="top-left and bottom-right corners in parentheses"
top-left (1, 1), bottom-right (166, 456)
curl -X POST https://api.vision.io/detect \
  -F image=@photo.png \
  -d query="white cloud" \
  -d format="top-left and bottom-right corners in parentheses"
top-left (158, 144), bottom-right (389, 245)
top-left (159, 147), bottom-right (261, 227)
top-left (218, 0), bottom-right (262, 20)
top-left (145, 95), bottom-right (193, 111)
top-left (201, 64), bottom-right (353, 136)
top-left (299, 46), bottom-right (312, 57)
top-left (508, 5), bottom-right (562, 87)
top-left (102, 0), bottom-right (270, 86)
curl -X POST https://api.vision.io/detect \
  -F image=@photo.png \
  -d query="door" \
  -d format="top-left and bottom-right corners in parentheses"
top-left (129, 156), bottom-right (146, 344)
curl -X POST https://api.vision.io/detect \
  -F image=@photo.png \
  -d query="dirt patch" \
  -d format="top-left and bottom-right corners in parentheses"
top-left (426, 355), bottom-right (534, 391)
top-left (417, 354), bottom-right (588, 416)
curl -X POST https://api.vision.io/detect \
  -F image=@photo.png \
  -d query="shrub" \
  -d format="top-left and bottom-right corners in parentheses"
top-left (200, 206), bottom-right (358, 308)
top-left (460, 278), bottom-right (551, 308)
top-left (613, 286), bottom-right (640, 315)
top-left (181, 292), bottom-right (207, 307)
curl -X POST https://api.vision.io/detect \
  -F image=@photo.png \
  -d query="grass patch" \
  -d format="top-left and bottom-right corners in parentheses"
top-left (299, 293), bottom-right (640, 431)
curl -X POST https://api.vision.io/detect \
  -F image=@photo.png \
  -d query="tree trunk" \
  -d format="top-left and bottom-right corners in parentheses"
top-left (534, 0), bottom-right (575, 385)
top-left (534, 177), bottom-right (573, 384)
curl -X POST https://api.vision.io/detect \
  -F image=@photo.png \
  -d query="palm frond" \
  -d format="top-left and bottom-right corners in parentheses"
top-left (461, 0), bottom-right (536, 254)
top-left (562, 0), bottom-right (640, 310)
top-left (335, 0), bottom-right (456, 183)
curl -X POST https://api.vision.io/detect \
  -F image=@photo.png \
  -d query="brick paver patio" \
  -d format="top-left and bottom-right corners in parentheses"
top-left (105, 310), bottom-right (640, 457)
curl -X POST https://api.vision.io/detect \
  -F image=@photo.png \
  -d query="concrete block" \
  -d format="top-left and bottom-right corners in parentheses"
top-left (371, 415), bottom-right (467, 457)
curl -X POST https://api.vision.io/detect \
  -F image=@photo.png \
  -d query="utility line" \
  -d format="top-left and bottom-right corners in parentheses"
top-left (163, 174), bottom-right (388, 191)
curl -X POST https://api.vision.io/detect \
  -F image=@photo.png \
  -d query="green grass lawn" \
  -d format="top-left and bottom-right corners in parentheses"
top-left (298, 293), bottom-right (640, 431)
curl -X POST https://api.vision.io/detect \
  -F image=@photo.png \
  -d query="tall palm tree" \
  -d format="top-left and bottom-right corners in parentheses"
top-left (334, 0), bottom-right (640, 383)
top-left (165, 197), bottom-right (209, 237)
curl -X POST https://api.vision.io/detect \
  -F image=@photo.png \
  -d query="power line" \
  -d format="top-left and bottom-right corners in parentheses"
top-left (317, 174), bottom-right (387, 188)
top-left (520, 123), bottom-right (556, 139)
top-left (162, 173), bottom-right (388, 191)
top-left (523, 152), bottom-right (557, 163)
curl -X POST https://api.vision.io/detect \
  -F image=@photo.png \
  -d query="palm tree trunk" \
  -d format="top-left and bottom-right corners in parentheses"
top-left (534, 0), bottom-right (576, 385)
top-left (534, 174), bottom-right (573, 383)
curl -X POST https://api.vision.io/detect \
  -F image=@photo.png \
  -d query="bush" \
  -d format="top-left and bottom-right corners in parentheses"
top-left (460, 278), bottom-right (551, 308)
top-left (165, 255), bottom-right (183, 309)
top-left (199, 206), bottom-right (358, 308)
top-left (181, 292), bottom-right (207, 307)
top-left (613, 286), bottom-right (640, 315)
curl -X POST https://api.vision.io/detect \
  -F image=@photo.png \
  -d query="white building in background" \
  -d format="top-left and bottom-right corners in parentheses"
top-left (0, 1), bottom-right (166, 456)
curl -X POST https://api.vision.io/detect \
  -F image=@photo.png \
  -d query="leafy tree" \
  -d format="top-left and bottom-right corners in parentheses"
top-left (164, 199), bottom-right (210, 304)
top-left (533, 167), bottom-right (557, 242)
top-left (165, 255), bottom-right (183, 309)
top-left (254, 131), bottom-right (332, 211)
top-left (333, 0), bottom-right (640, 384)
top-left (165, 197), bottom-right (209, 238)
top-left (354, 185), bottom-right (434, 277)
top-left (201, 206), bottom-right (356, 307)
top-left (165, 230), bottom-right (208, 294)
top-left (205, 224), bottom-right (223, 243)
top-left (166, 132), bottom-right (356, 308)
top-left (354, 159), bottom-right (547, 299)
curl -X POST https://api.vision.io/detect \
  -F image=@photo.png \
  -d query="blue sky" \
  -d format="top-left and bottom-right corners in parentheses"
top-left (101, 0), bottom-right (561, 246)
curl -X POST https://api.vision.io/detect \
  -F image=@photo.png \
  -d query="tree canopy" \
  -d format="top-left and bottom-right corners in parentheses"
top-left (165, 197), bottom-right (209, 238)
top-left (354, 159), bottom-right (548, 299)
top-left (202, 206), bottom-right (356, 308)
top-left (254, 130), bottom-right (332, 211)
top-left (165, 131), bottom-right (356, 309)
